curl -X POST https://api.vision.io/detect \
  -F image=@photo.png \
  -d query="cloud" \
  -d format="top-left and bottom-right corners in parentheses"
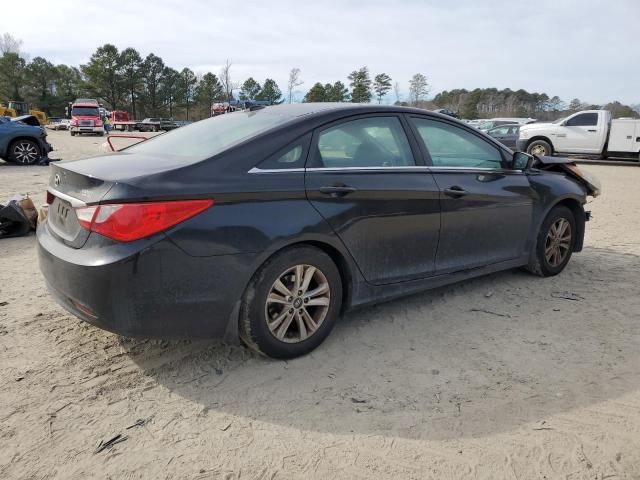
top-left (4, 0), bottom-right (638, 104)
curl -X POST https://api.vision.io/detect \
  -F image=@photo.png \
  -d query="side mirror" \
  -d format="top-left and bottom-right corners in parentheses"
top-left (512, 151), bottom-right (534, 170)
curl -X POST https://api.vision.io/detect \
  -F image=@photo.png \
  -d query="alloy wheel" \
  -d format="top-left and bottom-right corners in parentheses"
top-left (545, 218), bottom-right (572, 267)
top-left (265, 264), bottom-right (331, 343)
top-left (13, 141), bottom-right (39, 164)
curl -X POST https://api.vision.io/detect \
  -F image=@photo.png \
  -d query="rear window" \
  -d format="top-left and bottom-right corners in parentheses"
top-left (127, 110), bottom-right (294, 158)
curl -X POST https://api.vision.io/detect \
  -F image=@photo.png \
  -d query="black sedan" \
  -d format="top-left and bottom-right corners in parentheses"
top-left (486, 123), bottom-right (520, 149)
top-left (38, 104), bottom-right (600, 358)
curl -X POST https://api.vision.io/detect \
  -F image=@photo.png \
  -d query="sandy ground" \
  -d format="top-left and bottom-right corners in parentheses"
top-left (1, 130), bottom-right (639, 479)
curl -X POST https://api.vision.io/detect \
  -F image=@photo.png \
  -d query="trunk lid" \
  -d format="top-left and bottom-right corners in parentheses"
top-left (46, 152), bottom-right (207, 248)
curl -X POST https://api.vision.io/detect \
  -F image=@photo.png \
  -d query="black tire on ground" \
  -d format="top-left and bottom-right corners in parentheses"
top-left (70, 131), bottom-right (76, 136)
top-left (527, 139), bottom-right (552, 157)
top-left (526, 205), bottom-right (576, 277)
top-left (7, 139), bottom-right (41, 165)
top-left (239, 245), bottom-right (343, 359)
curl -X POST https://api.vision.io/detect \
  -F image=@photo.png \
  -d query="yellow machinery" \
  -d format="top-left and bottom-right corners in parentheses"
top-left (6, 101), bottom-right (48, 125)
top-left (0, 104), bottom-right (17, 117)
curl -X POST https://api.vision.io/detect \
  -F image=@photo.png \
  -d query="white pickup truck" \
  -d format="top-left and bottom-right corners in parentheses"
top-left (517, 110), bottom-right (640, 160)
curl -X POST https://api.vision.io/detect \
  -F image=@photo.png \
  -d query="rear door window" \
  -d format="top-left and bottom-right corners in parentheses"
top-left (314, 116), bottom-right (415, 168)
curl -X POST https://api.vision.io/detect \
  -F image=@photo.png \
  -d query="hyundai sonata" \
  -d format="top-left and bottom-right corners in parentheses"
top-left (38, 104), bottom-right (599, 358)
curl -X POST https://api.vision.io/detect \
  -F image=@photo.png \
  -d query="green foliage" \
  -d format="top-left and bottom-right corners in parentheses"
top-left (240, 77), bottom-right (261, 101)
top-left (178, 68), bottom-right (197, 119)
top-left (373, 73), bottom-right (392, 104)
top-left (81, 44), bottom-right (124, 109)
top-left (195, 73), bottom-right (224, 107)
top-left (326, 81), bottom-right (350, 102)
top-left (256, 78), bottom-right (283, 104)
top-left (0, 52), bottom-right (26, 100)
top-left (603, 101), bottom-right (638, 118)
top-left (120, 48), bottom-right (143, 118)
top-left (348, 67), bottom-right (372, 103)
top-left (140, 53), bottom-right (165, 116)
top-left (303, 82), bottom-right (327, 102)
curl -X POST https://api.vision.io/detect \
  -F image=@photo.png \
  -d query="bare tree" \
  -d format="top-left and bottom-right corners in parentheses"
top-left (219, 59), bottom-right (236, 103)
top-left (393, 81), bottom-right (402, 104)
top-left (408, 73), bottom-right (430, 106)
top-left (0, 33), bottom-right (23, 55)
top-left (287, 67), bottom-right (303, 104)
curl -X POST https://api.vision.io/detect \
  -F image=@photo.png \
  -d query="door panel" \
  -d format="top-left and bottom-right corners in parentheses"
top-left (431, 170), bottom-right (533, 271)
top-left (305, 115), bottom-right (441, 285)
top-left (408, 116), bottom-right (534, 273)
top-left (555, 112), bottom-right (602, 153)
top-left (306, 169), bottom-right (441, 284)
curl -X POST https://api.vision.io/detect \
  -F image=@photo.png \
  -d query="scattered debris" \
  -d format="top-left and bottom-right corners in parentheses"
top-left (0, 301), bottom-right (8, 307)
top-left (551, 291), bottom-right (585, 301)
top-left (126, 416), bottom-right (154, 430)
top-left (95, 434), bottom-right (128, 454)
top-left (15, 376), bottom-right (24, 382)
top-left (470, 308), bottom-right (511, 318)
top-left (219, 422), bottom-right (232, 432)
top-left (350, 397), bottom-right (367, 404)
top-left (485, 291), bottom-right (494, 298)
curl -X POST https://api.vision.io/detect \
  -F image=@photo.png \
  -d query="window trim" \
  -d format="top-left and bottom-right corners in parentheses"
top-left (406, 114), bottom-right (511, 170)
top-left (307, 113), bottom-right (424, 169)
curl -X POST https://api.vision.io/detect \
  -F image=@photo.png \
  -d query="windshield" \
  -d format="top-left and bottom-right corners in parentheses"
top-left (128, 110), bottom-right (294, 158)
top-left (553, 117), bottom-right (566, 124)
top-left (72, 107), bottom-right (99, 117)
top-left (477, 122), bottom-right (494, 130)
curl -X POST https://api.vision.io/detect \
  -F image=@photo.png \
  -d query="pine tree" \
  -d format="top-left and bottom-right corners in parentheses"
top-left (348, 67), bottom-right (372, 103)
top-left (373, 73), bottom-right (392, 104)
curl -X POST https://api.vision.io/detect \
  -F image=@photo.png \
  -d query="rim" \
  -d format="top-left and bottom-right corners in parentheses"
top-left (13, 141), bottom-right (39, 164)
top-left (530, 144), bottom-right (547, 156)
top-left (545, 218), bottom-right (572, 267)
top-left (265, 264), bottom-right (331, 343)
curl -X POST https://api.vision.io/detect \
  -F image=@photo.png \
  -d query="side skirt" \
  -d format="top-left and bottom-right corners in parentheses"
top-left (348, 256), bottom-right (529, 310)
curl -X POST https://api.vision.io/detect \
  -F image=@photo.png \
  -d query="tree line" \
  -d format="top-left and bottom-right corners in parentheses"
top-left (1, 33), bottom-right (637, 121)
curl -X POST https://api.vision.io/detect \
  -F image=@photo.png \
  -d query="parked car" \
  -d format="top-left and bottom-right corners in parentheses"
top-left (137, 118), bottom-right (179, 132)
top-left (486, 124), bottom-right (520, 149)
top-left (46, 118), bottom-right (70, 131)
top-left (518, 110), bottom-right (640, 159)
top-left (1, 115), bottom-right (52, 165)
top-left (477, 118), bottom-right (536, 132)
top-left (38, 104), bottom-right (600, 359)
top-left (432, 108), bottom-right (459, 118)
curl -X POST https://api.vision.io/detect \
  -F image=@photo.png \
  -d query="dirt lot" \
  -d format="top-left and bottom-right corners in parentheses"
top-left (1, 130), bottom-right (639, 479)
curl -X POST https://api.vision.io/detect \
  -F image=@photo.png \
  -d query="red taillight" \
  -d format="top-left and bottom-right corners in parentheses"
top-left (75, 199), bottom-right (213, 242)
top-left (46, 191), bottom-right (54, 205)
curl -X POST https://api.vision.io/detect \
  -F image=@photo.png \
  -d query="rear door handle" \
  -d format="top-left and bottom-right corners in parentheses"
top-left (319, 185), bottom-right (357, 196)
top-left (443, 186), bottom-right (468, 198)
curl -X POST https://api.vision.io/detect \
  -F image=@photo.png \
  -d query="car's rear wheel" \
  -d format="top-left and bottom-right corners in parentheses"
top-left (526, 205), bottom-right (576, 277)
top-left (8, 139), bottom-right (41, 165)
top-left (239, 245), bottom-right (342, 359)
top-left (527, 139), bottom-right (552, 157)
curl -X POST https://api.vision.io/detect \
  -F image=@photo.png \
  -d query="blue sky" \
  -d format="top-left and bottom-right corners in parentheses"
top-left (4, 0), bottom-right (638, 104)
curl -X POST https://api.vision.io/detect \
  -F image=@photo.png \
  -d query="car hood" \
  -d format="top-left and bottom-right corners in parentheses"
top-left (534, 155), bottom-right (601, 197)
top-left (520, 122), bottom-right (554, 133)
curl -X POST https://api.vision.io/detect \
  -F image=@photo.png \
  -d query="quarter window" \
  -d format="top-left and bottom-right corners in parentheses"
top-left (411, 118), bottom-right (503, 169)
top-left (315, 117), bottom-right (415, 168)
top-left (258, 135), bottom-right (309, 169)
top-left (565, 113), bottom-right (598, 127)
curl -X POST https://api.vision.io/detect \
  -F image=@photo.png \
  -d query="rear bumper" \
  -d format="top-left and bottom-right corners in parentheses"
top-left (37, 222), bottom-right (258, 340)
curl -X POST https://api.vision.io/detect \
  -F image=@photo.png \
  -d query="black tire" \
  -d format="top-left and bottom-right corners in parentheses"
top-left (527, 139), bottom-right (552, 157)
top-left (8, 139), bottom-right (41, 165)
top-left (239, 245), bottom-right (343, 359)
top-left (526, 205), bottom-right (576, 277)
top-left (70, 131), bottom-right (76, 136)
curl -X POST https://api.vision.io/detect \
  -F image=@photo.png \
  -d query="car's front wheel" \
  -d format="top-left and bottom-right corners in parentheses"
top-left (527, 205), bottom-right (576, 277)
top-left (8, 139), bottom-right (41, 165)
top-left (240, 245), bottom-right (342, 359)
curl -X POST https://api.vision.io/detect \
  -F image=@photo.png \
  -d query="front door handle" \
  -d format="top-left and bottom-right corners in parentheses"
top-left (319, 185), bottom-right (357, 196)
top-left (587, 129), bottom-right (597, 132)
top-left (443, 186), bottom-right (468, 198)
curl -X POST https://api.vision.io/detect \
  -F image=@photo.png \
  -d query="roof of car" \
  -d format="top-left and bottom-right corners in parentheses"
top-left (245, 103), bottom-right (451, 121)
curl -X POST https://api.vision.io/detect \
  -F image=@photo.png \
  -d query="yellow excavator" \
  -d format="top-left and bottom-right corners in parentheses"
top-left (0, 101), bottom-right (48, 125)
